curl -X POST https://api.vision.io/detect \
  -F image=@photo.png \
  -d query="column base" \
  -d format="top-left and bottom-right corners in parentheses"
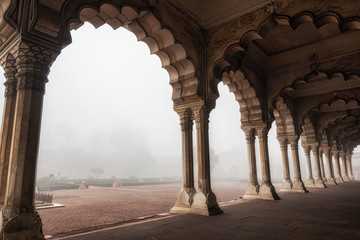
top-left (291, 180), bottom-right (308, 193)
top-left (191, 191), bottom-right (223, 216)
top-left (0, 207), bottom-right (44, 240)
top-left (170, 187), bottom-right (196, 214)
top-left (322, 177), bottom-right (327, 184)
top-left (313, 178), bottom-right (327, 188)
top-left (242, 183), bottom-right (259, 200)
top-left (343, 176), bottom-right (350, 182)
top-left (349, 175), bottom-right (355, 181)
top-left (335, 176), bottom-right (344, 183)
top-left (326, 177), bottom-right (337, 185)
top-left (305, 178), bottom-right (315, 187)
top-left (171, 189), bottom-right (223, 216)
top-left (279, 180), bottom-right (293, 192)
top-left (258, 183), bottom-right (280, 200)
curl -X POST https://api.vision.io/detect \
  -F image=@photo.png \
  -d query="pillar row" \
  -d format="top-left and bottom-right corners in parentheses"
top-left (172, 106), bottom-right (222, 216)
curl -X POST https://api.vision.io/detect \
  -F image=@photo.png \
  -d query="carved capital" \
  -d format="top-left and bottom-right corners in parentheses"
top-left (178, 108), bottom-right (193, 132)
top-left (243, 128), bottom-right (255, 144)
top-left (277, 137), bottom-right (288, 147)
top-left (194, 105), bottom-right (210, 129)
top-left (8, 41), bottom-right (60, 94)
top-left (1, 54), bottom-right (17, 97)
top-left (311, 144), bottom-right (319, 153)
top-left (256, 127), bottom-right (269, 139)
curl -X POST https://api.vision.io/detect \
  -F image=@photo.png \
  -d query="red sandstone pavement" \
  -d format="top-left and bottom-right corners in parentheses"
top-left (38, 181), bottom-right (251, 238)
top-left (57, 181), bottom-right (360, 240)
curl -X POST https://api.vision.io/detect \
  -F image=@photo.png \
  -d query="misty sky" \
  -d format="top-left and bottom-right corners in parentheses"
top-left (0, 23), bottom-right (357, 181)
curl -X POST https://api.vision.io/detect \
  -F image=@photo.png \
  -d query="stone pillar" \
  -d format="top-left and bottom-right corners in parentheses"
top-left (319, 151), bottom-right (327, 183)
top-left (256, 128), bottom-right (279, 200)
top-left (311, 145), bottom-right (326, 188)
top-left (333, 151), bottom-right (344, 183)
top-left (347, 153), bottom-right (355, 181)
top-left (192, 106), bottom-right (222, 215)
top-left (0, 41), bottom-right (59, 239)
top-left (289, 138), bottom-right (307, 192)
top-left (323, 149), bottom-right (336, 184)
top-left (242, 128), bottom-right (259, 199)
top-left (278, 137), bottom-right (292, 191)
top-left (339, 151), bottom-right (350, 182)
top-left (303, 145), bottom-right (315, 187)
top-left (171, 109), bottom-right (196, 213)
top-left (0, 57), bottom-right (17, 207)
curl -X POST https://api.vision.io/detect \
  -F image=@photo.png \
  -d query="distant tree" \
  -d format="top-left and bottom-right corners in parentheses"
top-left (90, 167), bottom-right (104, 178)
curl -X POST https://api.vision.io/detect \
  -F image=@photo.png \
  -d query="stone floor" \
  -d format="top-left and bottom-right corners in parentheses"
top-left (57, 181), bottom-right (360, 240)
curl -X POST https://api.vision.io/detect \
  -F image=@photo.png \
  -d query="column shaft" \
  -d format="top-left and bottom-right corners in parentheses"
top-left (348, 155), bottom-right (355, 181)
top-left (257, 128), bottom-right (279, 200)
top-left (324, 150), bottom-right (336, 184)
top-left (312, 146), bottom-right (326, 187)
top-left (290, 139), bottom-right (307, 192)
top-left (319, 152), bottom-right (327, 183)
top-left (171, 109), bottom-right (196, 213)
top-left (242, 128), bottom-right (259, 199)
top-left (340, 152), bottom-right (350, 182)
top-left (0, 41), bottom-right (59, 239)
top-left (192, 106), bottom-right (222, 215)
top-left (0, 64), bottom-right (17, 207)
top-left (303, 145), bottom-right (315, 187)
top-left (279, 138), bottom-right (292, 191)
top-left (333, 152), bottom-right (344, 183)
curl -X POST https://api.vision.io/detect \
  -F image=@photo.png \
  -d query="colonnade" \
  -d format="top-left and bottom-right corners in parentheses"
top-left (0, 31), bottom-right (357, 240)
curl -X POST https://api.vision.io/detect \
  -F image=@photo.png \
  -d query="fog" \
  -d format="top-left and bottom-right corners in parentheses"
top-left (0, 23), bottom-right (342, 182)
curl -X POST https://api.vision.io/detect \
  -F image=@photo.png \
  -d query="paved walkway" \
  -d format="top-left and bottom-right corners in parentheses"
top-left (58, 182), bottom-right (360, 240)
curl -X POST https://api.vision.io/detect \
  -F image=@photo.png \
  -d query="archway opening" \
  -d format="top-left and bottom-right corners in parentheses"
top-left (209, 83), bottom-right (246, 201)
top-left (35, 23), bottom-right (184, 237)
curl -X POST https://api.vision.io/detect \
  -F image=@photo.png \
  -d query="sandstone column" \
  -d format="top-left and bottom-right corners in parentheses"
top-left (242, 128), bottom-right (259, 199)
top-left (257, 128), bottom-right (280, 200)
top-left (339, 151), bottom-right (350, 182)
top-left (0, 41), bottom-right (59, 239)
top-left (311, 145), bottom-right (326, 188)
top-left (319, 151), bottom-right (327, 183)
top-left (323, 149), bottom-right (336, 184)
top-left (289, 137), bottom-right (307, 192)
top-left (278, 137), bottom-right (292, 191)
top-left (347, 153), bottom-right (355, 181)
top-left (0, 57), bottom-right (17, 207)
top-left (303, 145), bottom-right (315, 187)
top-left (171, 108), bottom-right (196, 213)
top-left (192, 106), bottom-right (222, 215)
top-left (333, 151), bottom-right (344, 183)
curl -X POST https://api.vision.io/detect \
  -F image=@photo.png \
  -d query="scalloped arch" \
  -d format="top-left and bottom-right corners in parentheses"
top-left (66, 3), bottom-right (200, 105)
top-left (273, 97), bottom-right (296, 137)
top-left (245, 12), bottom-right (360, 49)
top-left (221, 70), bottom-right (262, 123)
